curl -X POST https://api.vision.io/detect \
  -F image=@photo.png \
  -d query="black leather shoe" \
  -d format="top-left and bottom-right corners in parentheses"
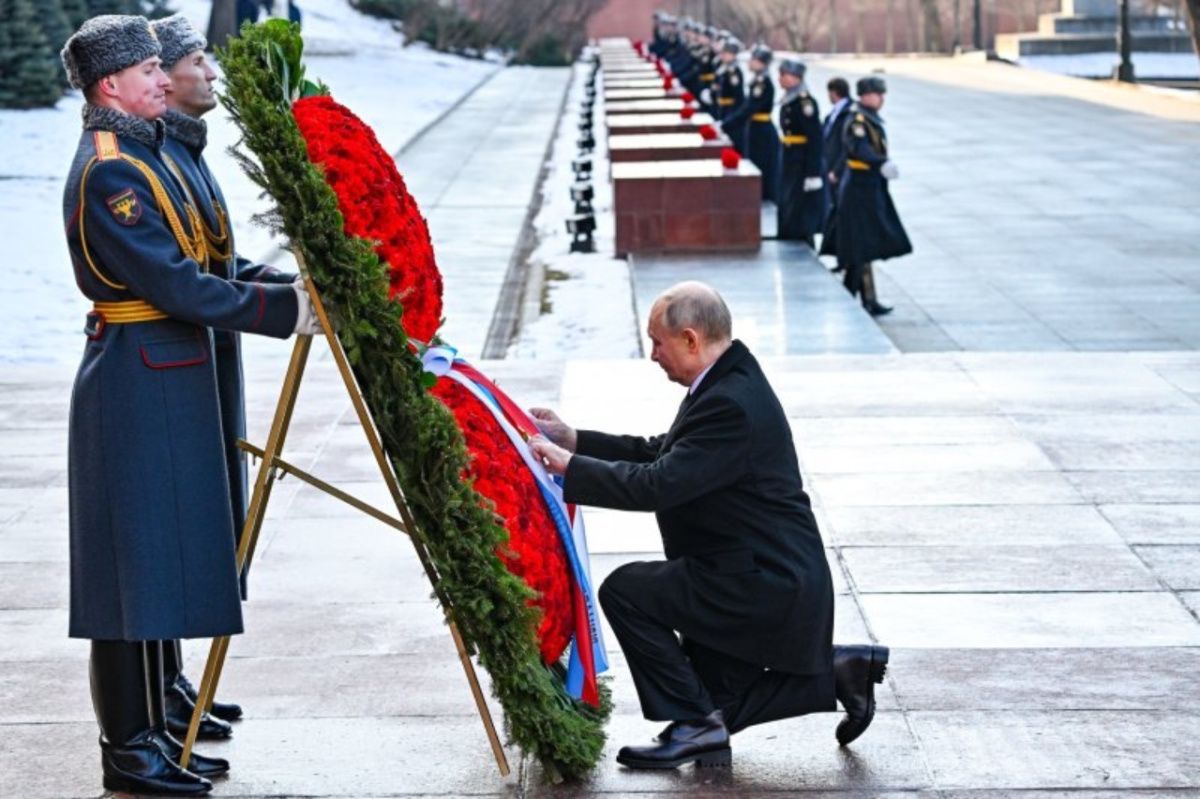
top-left (165, 681), bottom-right (234, 741)
top-left (616, 710), bottom-right (731, 769)
top-left (100, 731), bottom-right (213, 796)
top-left (178, 673), bottom-right (244, 723)
top-left (155, 729), bottom-right (230, 778)
top-left (833, 644), bottom-right (889, 746)
top-left (864, 300), bottom-right (893, 317)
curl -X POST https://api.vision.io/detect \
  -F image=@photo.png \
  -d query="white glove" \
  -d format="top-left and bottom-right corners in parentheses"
top-left (880, 160), bottom-right (899, 180)
top-left (803, 176), bottom-right (823, 192)
top-left (292, 280), bottom-right (323, 336)
top-left (700, 88), bottom-right (712, 105)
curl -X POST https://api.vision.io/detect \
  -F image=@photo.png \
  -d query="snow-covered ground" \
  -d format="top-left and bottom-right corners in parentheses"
top-left (1020, 51), bottom-right (1200, 80)
top-left (508, 57), bottom-right (641, 360)
top-left (0, 0), bottom-right (496, 366)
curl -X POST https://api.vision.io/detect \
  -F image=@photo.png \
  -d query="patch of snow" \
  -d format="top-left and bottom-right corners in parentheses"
top-left (1019, 52), bottom-right (1200, 80)
top-left (508, 57), bottom-right (641, 360)
top-left (0, 0), bottom-right (496, 366)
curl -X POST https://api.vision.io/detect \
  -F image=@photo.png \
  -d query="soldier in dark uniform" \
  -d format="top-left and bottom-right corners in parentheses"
top-left (151, 12), bottom-right (299, 744)
top-left (720, 44), bottom-right (779, 202)
top-left (818, 77), bottom-right (853, 269)
top-left (835, 76), bottom-right (911, 316)
top-left (60, 15), bottom-right (321, 796)
top-left (775, 59), bottom-right (825, 242)
top-left (712, 38), bottom-right (746, 154)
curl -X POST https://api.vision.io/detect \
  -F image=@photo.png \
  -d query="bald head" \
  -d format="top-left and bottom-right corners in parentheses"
top-left (647, 282), bottom-right (734, 387)
top-left (652, 281), bottom-right (732, 344)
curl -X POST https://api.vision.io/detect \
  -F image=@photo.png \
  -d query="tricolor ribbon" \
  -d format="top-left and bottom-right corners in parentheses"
top-left (421, 347), bottom-right (608, 706)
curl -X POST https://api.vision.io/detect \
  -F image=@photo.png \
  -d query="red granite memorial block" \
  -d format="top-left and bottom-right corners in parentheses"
top-left (605, 112), bottom-right (716, 137)
top-left (604, 88), bottom-right (671, 101)
top-left (603, 78), bottom-right (666, 90)
top-left (605, 98), bottom-right (689, 116)
top-left (613, 160), bottom-right (761, 255)
top-left (609, 133), bottom-right (727, 163)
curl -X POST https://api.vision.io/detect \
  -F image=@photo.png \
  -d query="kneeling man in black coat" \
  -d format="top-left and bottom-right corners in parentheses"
top-left (531, 282), bottom-right (888, 769)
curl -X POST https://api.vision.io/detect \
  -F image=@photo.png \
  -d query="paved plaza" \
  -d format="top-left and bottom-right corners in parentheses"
top-left (2, 54), bottom-right (1200, 798)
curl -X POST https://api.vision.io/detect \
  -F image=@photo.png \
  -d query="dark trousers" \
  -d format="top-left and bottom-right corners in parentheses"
top-left (599, 568), bottom-right (836, 732)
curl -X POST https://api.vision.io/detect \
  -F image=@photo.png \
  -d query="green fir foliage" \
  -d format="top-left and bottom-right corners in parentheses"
top-left (60, 0), bottom-right (90, 27)
top-left (0, 0), bottom-right (64, 109)
top-left (84, 0), bottom-right (141, 14)
top-left (217, 19), bottom-right (610, 780)
top-left (38, 0), bottom-right (75, 87)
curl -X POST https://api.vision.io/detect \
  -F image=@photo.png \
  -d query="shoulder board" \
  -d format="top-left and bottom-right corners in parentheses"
top-left (93, 131), bottom-right (120, 161)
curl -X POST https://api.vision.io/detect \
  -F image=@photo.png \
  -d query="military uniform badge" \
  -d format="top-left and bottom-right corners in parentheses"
top-left (107, 188), bottom-right (142, 226)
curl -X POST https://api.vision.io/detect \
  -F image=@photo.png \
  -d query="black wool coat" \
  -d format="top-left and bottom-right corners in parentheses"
top-left (564, 341), bottom-right (834, 675)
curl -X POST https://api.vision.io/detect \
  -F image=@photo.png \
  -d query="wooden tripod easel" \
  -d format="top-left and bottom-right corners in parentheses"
top-left (180, 256), bottom-right (510, 776)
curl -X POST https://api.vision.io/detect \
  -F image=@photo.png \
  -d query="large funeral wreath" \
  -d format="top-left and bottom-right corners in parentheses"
top-left (219, 20), bottom-right (609, 778)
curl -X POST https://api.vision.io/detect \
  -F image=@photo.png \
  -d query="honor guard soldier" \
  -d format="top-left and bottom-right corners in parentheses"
top-left (60, 14), bottom-right (321, 796)
top-left (818, 77), bottom-right (853, 269)
top-left (151, 12), bottom-right (300, 745)
top-left (713, 37), bottom-right (746, 153)
top-left (721, 44), bottom-right (779, 201)
top-left (775, 60), bottom-right (826, 244)
top-left (835, 76), bottom-right (912, 316)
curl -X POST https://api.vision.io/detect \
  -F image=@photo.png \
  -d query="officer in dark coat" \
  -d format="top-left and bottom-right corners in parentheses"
top-left (775, 59), bottom-right (825, 242)
top-left (60, 15), bottom-right (320, 796)
top-left (152, 12), bottom-right (299, 743)
top-left (712, 39), bottom-right (746, 153)
top-left (818, 77), bottom-right (853, 267)
top-left (836, 77), bottom-right (911, 316)
top-left (720, 45), bottom-right (779, 202)
top-left (530, 282), bottom-right (889, 770)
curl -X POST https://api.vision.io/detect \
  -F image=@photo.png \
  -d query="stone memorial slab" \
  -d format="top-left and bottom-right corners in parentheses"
top-left (605, 98), bottom-right (690, 115)
top-left (613, 159), bottom-right (761, 255)
top-left (609, 132), bottom-right (727, 163)
top-left (604, 88), bottom-right (671, 101)
top-left (605, 111), bottom-right (715, 136)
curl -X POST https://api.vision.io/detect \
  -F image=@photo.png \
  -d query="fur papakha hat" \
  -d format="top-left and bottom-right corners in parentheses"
top-left (61, 15), bottom-right (161, 91)
top-left (151, 14), bottom-right (207, 72)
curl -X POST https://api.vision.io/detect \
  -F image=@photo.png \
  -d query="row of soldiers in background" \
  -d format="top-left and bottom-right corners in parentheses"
top-left (648, 13), bottom-right (912, 317)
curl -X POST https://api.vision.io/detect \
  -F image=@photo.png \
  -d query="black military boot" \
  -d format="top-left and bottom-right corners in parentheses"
top-left (860, 265), bottom-right (893, 317)
top-left (832, 644), bottom-right (889, 746)
top-left (166, 639), bottom-right (244, 722)
top-left (165, 676), bottom-right (234, 741)
top-left (151, 642), bottom-right (230, 778)
top-left (616, 710), bottom-right (731, 769)
top-left (90, 640), bottom-right (213, 796)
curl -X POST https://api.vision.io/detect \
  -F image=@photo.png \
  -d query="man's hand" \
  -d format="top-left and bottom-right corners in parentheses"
top-left (880, 160), bottom-right (900, 180)
top-left (529, 407), bottom-right (577, 452)
top-left (530, 435), bottom-right (572, 477)
top-left (803, 176), bottom-right (823, 192)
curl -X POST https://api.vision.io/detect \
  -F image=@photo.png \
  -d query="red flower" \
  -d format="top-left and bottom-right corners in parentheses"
top-left (293, 96), bottom-right (442, 343)
top-left (680, 106), bottom-right (695, 120)
top-left (662, 75), bottom-right (674, 90)
top-left (681, 91), bottom-right (695, 103)
top-left (698, 124), bottom-right (718, 141)
top-left (430, 379), bottom-right (574, 664)
top-left (721, 147), bottom-right (741, 169)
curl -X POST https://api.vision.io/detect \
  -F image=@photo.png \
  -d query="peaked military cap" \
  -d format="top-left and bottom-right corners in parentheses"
top-left (151, 14), bottom-right (207, 72)
top-left (751, 44), bottom-right (773, 65)
top-left (722, 38), bottom-right (742, 55)
top-left (61, 14), bottom-right (161, 91)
